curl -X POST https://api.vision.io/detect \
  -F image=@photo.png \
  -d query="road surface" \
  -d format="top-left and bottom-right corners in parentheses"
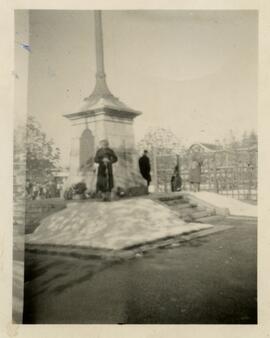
top-left (23, 217), bottom-right (257, 324)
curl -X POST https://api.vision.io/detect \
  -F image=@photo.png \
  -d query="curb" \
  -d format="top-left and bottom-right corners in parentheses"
top-left (25, 224), bottom-right (233, 260)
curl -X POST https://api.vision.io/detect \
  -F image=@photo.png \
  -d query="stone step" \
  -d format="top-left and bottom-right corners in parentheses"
top-left (190, 210), bottom-right (215, 220)
top-left (159, 195), bottom-right (220, 222)
top-left (164, 199), bottom-right (187, 206)
top-left (188, 201), bottom-right (198, 208)
top-left (178, 207), bottom-right (195, 216)
top-left (189, 205), bottom-right (205, 211)
top-left (165, 202), bottom-right (191, 210)
top-left (177, 203), bottom-right (193, 210)
top-left (196, 215), bottom-right (225, 224)
top-left (178, 206), bottom-right (206, 216)
top-left (159, 195), bottom-right (184, 202)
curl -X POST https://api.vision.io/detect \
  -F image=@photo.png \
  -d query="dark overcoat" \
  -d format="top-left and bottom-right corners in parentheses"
top-left (94, 147), bottom-right (118, 192)
top-left (139, 155), bottom-right (151, 183)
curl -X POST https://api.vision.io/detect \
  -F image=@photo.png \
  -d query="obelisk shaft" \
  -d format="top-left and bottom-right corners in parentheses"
top-left (93, 10), bottom-right (111, 97)
top-left (94, 11), bottom-right (105, 76)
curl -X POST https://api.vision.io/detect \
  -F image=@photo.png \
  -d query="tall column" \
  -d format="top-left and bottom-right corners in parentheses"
top-left (95, 10), bottom-right (105, 76)
top-left (92, 10), bottom-right (111, 97)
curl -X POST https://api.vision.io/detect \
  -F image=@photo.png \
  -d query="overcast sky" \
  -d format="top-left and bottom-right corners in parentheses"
top-left (24, 10), bottom-right (257, 165)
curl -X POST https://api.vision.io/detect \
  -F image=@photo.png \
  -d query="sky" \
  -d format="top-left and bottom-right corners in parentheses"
top-left (22, 10), bottom-right (257, 165)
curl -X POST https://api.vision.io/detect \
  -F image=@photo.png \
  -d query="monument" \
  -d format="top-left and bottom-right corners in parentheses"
top-left (64, 11), bottom-right (146, 193)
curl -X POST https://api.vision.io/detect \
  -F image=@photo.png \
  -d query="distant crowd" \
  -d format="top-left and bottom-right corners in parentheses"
top-left (26, 180), bottom-right (63, 200)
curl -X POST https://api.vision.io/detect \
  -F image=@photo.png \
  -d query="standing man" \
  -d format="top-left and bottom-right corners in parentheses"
top-left (139, 150), bottom-right (151, 191)
top-left (171, 165), bottom-right (182, 192)
top-left (94, 139), bottom-right (118, 201)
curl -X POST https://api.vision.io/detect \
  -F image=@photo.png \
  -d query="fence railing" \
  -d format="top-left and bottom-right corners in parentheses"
top-left (151, 149), bottom-right (257, 201)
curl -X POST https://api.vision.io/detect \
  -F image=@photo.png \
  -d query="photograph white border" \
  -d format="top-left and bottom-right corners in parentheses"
top-left (1, 0), bottom-right (269, 337)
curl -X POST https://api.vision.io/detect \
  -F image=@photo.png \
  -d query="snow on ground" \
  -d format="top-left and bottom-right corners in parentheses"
top-left (190, 191), bottom-right (257, 217)
top-left (26, 198), bottom-right (213, 250)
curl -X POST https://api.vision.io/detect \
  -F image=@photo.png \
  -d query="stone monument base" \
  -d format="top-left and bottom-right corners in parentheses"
top-left (26, 198), bottom-right (213, 250)
top-left (65, 148), bottom-right (148, 196)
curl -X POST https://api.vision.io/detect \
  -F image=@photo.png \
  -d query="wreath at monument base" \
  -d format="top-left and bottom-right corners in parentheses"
top-left (63, 182), bottom-right (88, 200)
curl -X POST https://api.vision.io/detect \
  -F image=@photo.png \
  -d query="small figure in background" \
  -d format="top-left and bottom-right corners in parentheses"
top-left (36, 184), bottom-right (43, 200)
top-left (50, 181), bottom-right (57, 198)
top-left (189, 156), bottom-right (203, 192)
top-left (42, 184), bottom-right (47, 199)
top-left (171, 165), bottom-right (182, 192)
top-left (56, 182), bottom-right (61, 198)
top-left (94, 139), bottom-right (118, 201)
top-left (139, 150), bottom-right (151, 192)
top-left (26, 180), bottom-right (32, 198)
top-left (32, 183), bottom-right (38, 200)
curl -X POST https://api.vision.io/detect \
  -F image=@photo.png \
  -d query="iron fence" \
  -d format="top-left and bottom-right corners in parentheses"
top-left (151, 148), bottom-right (257, 201)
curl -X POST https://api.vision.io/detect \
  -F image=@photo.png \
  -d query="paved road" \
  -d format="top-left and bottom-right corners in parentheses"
top-left (23, 218), bottom-right (257, 324)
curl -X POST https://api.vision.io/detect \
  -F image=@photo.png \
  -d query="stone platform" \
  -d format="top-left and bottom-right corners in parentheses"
top-left (189, 192), bottom-right (257, 218)
top-left (26, 198), bottom-right (213, 251)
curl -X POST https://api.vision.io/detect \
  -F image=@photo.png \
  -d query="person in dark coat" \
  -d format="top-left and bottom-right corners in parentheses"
top-left (171, 165), bottom-right (182, 192)
top-left (94, 139), bottom-right (118, 201)
top-left (139, 150), bottom-right (151, 189)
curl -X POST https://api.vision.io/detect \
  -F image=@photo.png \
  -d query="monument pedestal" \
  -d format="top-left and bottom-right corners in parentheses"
top-left (64, 108), bottom-right (147, 194)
